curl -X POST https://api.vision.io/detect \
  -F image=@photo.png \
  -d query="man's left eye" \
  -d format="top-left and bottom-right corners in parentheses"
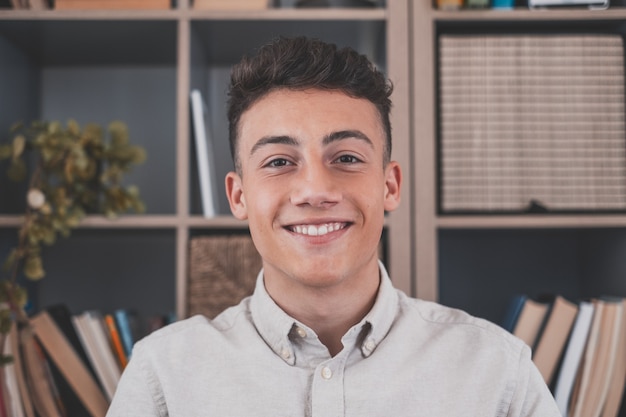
top-left (336, 155), bottom-right (360, 164)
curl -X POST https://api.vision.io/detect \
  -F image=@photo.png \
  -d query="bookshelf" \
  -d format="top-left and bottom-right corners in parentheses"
top-left (0, 1), bottom-right (413, 324)
top-left (412, 5), bottom-right (626, 325)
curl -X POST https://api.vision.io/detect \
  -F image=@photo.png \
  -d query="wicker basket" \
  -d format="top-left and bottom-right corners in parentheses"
top-left (187, 235), bottom-right (262, 319)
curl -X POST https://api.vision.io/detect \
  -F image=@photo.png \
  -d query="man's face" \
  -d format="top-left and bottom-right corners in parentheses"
top-left (226, 88), bottom-right (401, 291)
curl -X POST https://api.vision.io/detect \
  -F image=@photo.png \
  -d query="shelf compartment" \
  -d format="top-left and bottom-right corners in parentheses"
top-left (2, 228), bottom-right (177, 329)
top-left (438, 227), bottom-right (626, 324)
top-left (0, 19), bottom-right (178, 215)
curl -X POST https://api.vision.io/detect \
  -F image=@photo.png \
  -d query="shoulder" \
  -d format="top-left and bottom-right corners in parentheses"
top-left (397, 291), bottom-right (527, 358)
top-left (133, 299), bottom-right (253, 355)
top-left (132, 315), bottom-right (211, 354)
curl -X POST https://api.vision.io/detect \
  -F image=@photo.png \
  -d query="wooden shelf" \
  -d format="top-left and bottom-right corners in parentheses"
top-left (438, 215), bottom-right (626, 229)
top-left (0, 214), bottom-right (253, 229)
top-left (0, 7), bottom-right (386, 20)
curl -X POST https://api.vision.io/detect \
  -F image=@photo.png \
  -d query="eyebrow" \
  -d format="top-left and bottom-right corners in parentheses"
top-left (250, 135), bottom-right (298, 156)
top-left (323, 130), bottom-right (374, 148)
top-left (249, 130), bottom-right (374, 157)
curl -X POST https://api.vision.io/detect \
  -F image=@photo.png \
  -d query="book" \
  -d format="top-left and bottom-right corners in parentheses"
top-left (532, 295), bottom-right (579, 385)
top-left (9, 322), bottom-right (34, 417)
top-left (512, 297), bottom-right (550, 348)
top-left (113, 309), bottom-right (138, 360)
top-left (571, 299), bottom-right (623, 417)
top-left (193, 0), bottom-right (269, 10)
top-left (104, 314), bottom-right (128, 370)
top-left (4, 323), bottom-right (27, 417)
top-left (35, 305), bottom-right (104, 417)
top-left (600, 298), bottom-right (626, 417)
top-left (72, 312), bottom-right (120, 402)
top-left (55, 0), bottom-right (170, 9)
top-left (44, 305), bottom-right (100, 383)
top-left (0, 371), bottom-right (10, 417)
top-left (19, 325), bottom-right (64, 417)
top-left (190, 89), bottom-right (219, 218)
top-left (30, 311), bottom-right (109, 417)
top-left (435, 0), bottom-right (462, 8)
top-left (501, 294), bottom-right (528, 332)
top-left (553, 301), bottom-right (594, 416)
top-left (27, 0), bottom-right (49, 9)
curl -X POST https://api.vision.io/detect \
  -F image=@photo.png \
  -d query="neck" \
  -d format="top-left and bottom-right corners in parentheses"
top-left (264, 263), bottom-right (381, 357)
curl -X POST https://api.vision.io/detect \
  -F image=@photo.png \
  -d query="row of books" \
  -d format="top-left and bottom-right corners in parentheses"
top-left (435, 0), bottom-right (610, 9)
top-left (4, 0), bottom-right (172, 9)
top-left (1, 304), bottom-right (173, 417)
top-left (502, 294), bottom-right (626, 417)
top-left (438, 34), bottom-right (626, 213)
top-left (2, 0), bottom-right (275, 10)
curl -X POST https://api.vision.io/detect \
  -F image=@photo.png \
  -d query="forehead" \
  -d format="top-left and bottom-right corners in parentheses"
top-left (237, 88), bottom-right (384, 152)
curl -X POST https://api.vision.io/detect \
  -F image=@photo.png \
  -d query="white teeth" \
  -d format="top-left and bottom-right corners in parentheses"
top-left (290, 223), bottom-right (345, 236)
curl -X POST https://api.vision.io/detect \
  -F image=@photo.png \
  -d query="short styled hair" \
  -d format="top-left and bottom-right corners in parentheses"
top-left (227, 36), bottom-right (393, 174)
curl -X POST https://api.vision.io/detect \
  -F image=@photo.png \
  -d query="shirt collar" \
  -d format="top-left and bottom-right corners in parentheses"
top-left (249, 261), bottom-right (399, 365)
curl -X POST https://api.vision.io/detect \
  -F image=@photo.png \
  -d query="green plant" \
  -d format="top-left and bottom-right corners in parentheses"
top-left (0, 120), bottom-right (146, 354)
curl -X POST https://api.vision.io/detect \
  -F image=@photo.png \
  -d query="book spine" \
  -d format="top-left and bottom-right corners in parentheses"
top-left (104, 315), bottom-right (128, 370)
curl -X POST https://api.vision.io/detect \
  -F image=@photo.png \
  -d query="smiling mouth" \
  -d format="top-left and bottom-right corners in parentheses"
top-left (287, 222), bottom-right (348, 237)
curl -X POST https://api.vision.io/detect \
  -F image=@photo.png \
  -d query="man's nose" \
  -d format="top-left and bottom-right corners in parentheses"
top-left (289, 164), bottom-right (342, 208)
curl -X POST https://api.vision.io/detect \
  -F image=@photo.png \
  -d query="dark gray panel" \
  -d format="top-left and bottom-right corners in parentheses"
top-left (438, 228), bottom-right (585, 324)
top-left (40, 66), bottom-right (177, 214)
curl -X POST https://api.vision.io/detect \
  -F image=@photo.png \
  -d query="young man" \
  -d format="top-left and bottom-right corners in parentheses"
top-left (107, 37), bottom-right (561, 416)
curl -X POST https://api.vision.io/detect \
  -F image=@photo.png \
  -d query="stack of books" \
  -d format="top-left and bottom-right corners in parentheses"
top-left (438, 34), bottom-right (626, 213)
top-left (503, 294), bottom-right (626, 417)
top-left (1, 304), bottom-right (173, 417)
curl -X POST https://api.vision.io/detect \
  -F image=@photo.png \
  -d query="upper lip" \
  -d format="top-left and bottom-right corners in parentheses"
top-left (283, 217), bottom-right (353, 228)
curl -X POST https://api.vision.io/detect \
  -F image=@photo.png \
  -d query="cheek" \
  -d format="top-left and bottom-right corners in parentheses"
top-left (245, 185), bottom-right (281, 225)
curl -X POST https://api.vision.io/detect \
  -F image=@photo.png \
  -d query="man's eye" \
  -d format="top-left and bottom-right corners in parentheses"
top-left (267, 158), bottom-right (291, 168)
top-left (336, 155), bottom-right (361, 164)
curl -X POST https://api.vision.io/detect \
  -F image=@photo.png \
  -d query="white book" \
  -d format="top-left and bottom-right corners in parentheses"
top-left (72, 312), bottom-right (120, 401)
top-left (553, 301), bottom-right (594, 417)
top-left (190, 89), bottom-right (218, 218)
top-left (4, 327), bottom-right (26, 417)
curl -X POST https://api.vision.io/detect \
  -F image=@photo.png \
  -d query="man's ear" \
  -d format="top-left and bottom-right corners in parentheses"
top-left (383, 161), bottom-right (402, 212)
top-left (225, 171), bottom-right (248, 220)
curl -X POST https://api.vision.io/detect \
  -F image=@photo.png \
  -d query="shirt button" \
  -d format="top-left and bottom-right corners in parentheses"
top-left (281, 348), bottom-right (291, 360)
top-left (295, 327), bottom-right (307, 338)
top-left (364, 339), bottom-right (376, 351)
top-left (321, 366), bottom-right (333, 380)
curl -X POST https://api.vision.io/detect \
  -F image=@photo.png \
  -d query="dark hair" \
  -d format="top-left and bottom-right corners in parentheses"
top-left (227, 36), bottom-right (393, 174)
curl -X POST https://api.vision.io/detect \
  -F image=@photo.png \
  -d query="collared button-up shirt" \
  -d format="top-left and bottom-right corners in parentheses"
top-left (106, 263), bottom-right (561, 417)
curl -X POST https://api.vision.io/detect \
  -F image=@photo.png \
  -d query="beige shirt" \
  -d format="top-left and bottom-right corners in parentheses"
top-left (107, 263), bottom-right (561, 417)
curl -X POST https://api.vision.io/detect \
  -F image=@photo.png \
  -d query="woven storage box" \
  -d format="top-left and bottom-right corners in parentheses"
top-left (187, 235), bottom-right (262, 319)
top-left (439, 34), bottom-right (626, 213)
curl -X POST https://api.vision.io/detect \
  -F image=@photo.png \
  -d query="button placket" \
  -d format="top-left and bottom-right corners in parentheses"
top-left (311, 359), bottom-right (345, 417)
